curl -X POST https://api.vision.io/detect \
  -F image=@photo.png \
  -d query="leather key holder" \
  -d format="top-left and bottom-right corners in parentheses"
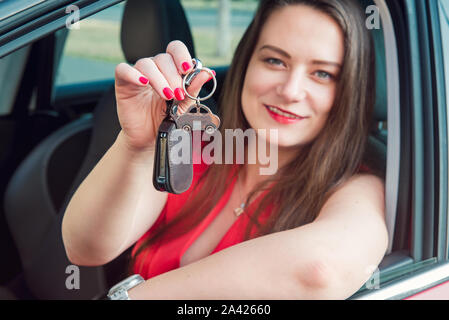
top-left (152, 113), bottom-right (193, 194)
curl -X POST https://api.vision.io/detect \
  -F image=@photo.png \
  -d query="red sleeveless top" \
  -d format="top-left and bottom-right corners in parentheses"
top-left (130, 156), bottom-right (372, 280)
top-left (131, 161), bottom-right (275, 280)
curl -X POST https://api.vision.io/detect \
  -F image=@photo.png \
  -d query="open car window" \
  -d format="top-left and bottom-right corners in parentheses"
top-left (55, 2), bottom-right (125, 86)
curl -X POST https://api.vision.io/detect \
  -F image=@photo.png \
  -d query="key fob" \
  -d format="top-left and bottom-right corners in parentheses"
top-left (152, 116), bottom-right (193, 194)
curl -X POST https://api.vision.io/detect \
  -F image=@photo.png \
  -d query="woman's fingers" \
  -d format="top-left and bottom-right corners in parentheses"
top-left (152, 53), bottom-right (185, 101)
top-left (114, 62), bottom-right (151, 88)
top-left (133, 57), bottom-right (175, 100)
top-left (165, 40), bottom-right (216, 101)
top-left (117, 39), bottom-right (216, 106)
top-left (166, 40), bottom-right (194, 75)
top-left (175, 68), bottom-right (216, 114)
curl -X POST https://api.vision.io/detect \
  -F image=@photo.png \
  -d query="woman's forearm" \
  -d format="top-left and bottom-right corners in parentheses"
top-left (62, 130), bottom-right (167, 266)
top-left (126, 219), bottom-right (377, 300)
top-left (127, 229), bottom-right (308, 300)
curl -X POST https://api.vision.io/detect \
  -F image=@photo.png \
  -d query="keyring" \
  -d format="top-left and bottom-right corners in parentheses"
top-left (184, 58), bottom-right (202, 86)
top-left (182, 60), bottom-right (217, 102)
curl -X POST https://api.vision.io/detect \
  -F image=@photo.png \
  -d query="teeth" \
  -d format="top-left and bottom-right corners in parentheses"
top-left (266, 105), bottom-right (302, 119)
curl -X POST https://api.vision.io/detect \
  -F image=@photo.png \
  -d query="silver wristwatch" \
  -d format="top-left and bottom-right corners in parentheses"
top-left (107, 274), bottom-right (145, 300)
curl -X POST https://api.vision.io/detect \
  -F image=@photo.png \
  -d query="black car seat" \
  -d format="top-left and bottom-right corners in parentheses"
top-left (3, 0), bottom-right (196, 300)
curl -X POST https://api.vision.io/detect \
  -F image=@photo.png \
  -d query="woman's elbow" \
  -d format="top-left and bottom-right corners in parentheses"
top-left (294, 258), bottom-right (356, 299)
top-left (64, 245), bottom-right (110, 267)
top-left (297, 258), bottom-right (336, 290)
top-left (62, 225), bottom-right (110, 267)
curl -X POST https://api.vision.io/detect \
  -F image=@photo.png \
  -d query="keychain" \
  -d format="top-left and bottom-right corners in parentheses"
top-left (153, 58), bottom-right (219, 194)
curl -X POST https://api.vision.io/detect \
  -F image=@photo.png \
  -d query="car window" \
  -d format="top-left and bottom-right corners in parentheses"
top-left (439, 0), bottom-right (449, 111)
top-left (180, 0), bottom-right (258, 66)
top-left (55, 1), bottom-right (258, 86)
top-left (438, 0), bottom-right (449, 259)
top-left (54, 2), bottom-right (126, 86)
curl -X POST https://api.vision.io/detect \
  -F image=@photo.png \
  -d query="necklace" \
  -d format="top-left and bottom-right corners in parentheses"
top-left (234, 171), bottom-right (246, 217)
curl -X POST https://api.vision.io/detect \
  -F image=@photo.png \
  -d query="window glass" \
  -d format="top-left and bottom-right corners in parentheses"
top-left (439, 0), bottom-right (449, 259)
top-left (180, 0), bottom-right (258, 66)
top-left (439, 0), bottom-right (449, 109)
top-left (54, 2), bottom-right (126, 86)
top-left (55, 1), bottom-right (258, 86)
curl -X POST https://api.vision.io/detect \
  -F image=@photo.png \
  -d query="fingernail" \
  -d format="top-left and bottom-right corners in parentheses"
top-left (182, 62), bottom-right (191, 72)
top-left (206, 70), bottom-right (216, 82)
top-left (174, 88), bottom-right (185, 101)
top-left (163, 87), bottom-right (174, 100)
top-left (139, 76), bottom-right (149, 85)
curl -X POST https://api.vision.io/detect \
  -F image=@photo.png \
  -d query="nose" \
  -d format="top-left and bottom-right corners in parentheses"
top-left (276, 70), bottom-right (307, 103)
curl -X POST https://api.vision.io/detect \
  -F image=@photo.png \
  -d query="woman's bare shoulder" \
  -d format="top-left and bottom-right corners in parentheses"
top-left (317, 172), bottom-right (386, 223)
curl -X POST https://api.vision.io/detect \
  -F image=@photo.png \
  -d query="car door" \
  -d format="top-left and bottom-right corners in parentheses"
top-left (351, 0), bottom-right (449, 300)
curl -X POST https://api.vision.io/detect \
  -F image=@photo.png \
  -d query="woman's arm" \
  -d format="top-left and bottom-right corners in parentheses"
top-left (62, 130), bottom-right (168, 267)
top-left (128, 173), bottom-right (388, 299)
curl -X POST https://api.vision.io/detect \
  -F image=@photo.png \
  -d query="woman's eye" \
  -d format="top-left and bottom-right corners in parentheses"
top-left (314, 71), bottom-right (333, 80)
top-left (264, 58), bottom-right (284, 66)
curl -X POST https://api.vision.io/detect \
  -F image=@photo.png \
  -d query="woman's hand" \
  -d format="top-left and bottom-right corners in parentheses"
top-left (114, 40), bottom-right (213, 152)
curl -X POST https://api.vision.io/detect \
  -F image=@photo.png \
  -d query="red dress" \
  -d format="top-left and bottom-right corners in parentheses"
top-left (130, 158), bottom-right (372, 280)
top-left (131, 161), bottom-right (275, 280)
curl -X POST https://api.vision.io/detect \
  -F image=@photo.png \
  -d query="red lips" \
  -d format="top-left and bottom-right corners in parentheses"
top-left (264, 105), bottom-right (305, 125)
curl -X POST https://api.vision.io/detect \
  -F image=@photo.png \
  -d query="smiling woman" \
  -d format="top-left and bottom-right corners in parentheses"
top-left (62, 0), bottom-right (387, 300)
top-left (242, 5), bottom-right (344, 147)
top-left (128, 0), bottom-right (386, 299)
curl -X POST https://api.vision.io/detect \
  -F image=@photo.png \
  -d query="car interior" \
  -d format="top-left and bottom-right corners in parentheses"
top-left (0, 0), bottom-right (392, 299)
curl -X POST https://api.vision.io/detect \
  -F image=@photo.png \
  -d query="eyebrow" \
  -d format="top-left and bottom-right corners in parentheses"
top-left (259, 45), bottom-right (291, 59)
top-left (259, 45), bottom-right (342, 69)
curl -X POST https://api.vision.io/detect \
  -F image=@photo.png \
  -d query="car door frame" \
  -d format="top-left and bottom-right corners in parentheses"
top-left (352, 0), bottom-right (449, 299)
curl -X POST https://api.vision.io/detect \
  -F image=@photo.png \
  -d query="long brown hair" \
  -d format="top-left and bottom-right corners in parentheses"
top-left (130, 0), bottom-right (378, 274)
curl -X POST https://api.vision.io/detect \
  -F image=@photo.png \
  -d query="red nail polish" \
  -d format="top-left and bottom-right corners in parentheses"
top-left (206, 70), bottom-right (216, 82)
top-left (174, 88), bottom-right (185, 101)
top-left (163, 87), bottom-right (174, 100)
top-left (139, 76), bottom-right (149, 85)
top-left (182, 62), bottom-right (191, 72)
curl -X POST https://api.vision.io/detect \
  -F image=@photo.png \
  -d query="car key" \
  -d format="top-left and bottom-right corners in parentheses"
top-left (152, 100), bottom-right (193, 194)
top-left (152, 58), bottom-right (219, 194)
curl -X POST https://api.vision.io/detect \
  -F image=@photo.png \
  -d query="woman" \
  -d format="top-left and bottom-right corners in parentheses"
top-left (62, 0), bottom-right (388, 299)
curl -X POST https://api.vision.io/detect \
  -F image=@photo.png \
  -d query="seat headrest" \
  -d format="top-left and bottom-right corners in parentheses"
top-left (120, 0), bottom-right (195, 65)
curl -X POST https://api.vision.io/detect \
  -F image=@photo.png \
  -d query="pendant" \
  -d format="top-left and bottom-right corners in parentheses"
top-left (234, 203), bottom-right (245, 217)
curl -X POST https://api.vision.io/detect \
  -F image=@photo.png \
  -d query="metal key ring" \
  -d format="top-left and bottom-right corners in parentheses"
top-left (182, 63), bottom-right (217, 102)
top-left (183, 58), bottom-right (202, 86)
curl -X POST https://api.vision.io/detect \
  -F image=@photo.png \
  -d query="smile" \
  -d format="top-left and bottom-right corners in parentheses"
top-left (264, 104), bottom-right (305, 124)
